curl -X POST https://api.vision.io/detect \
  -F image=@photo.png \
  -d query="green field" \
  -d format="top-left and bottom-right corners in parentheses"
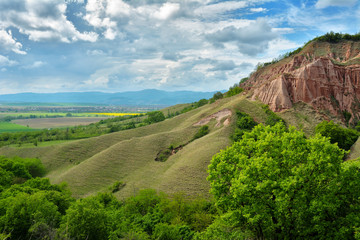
top-left (0, 121), bottom-right (35, 133)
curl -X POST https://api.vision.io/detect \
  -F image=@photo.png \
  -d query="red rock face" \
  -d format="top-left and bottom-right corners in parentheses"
top-left (247, 56), bottom-right (360, 121)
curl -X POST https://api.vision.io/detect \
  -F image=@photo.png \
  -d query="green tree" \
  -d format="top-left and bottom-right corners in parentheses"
top-left (60, 197), bottom-right (110, 240)
top-left (145, 111), bottom-right (166, 124)
top-left (315, 120), bottom-right (359, 150)
top-left (193, 125), bottom-right (209, 140)
top-left (208, 123), bottom-right (360, 239)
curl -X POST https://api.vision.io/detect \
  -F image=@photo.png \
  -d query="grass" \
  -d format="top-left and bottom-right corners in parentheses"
top-left (0, 95), bottom-right (314, 199)
top-left (0, 122), bottom-right (36, 133)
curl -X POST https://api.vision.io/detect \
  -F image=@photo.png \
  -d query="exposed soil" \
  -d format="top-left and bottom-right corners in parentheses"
top-left (193, 108), bottom-right (232, 127)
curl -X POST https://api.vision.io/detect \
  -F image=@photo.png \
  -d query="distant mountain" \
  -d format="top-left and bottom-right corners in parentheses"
top-left (0, 89), bottom-right (220, 106)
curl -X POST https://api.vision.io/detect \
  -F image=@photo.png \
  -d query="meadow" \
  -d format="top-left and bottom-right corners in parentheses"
top-left (0, 121), bottom-right (35, 133)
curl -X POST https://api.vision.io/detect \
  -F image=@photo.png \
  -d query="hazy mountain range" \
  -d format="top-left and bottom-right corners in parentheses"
top-left (0, 89), bottom-right (220, 106)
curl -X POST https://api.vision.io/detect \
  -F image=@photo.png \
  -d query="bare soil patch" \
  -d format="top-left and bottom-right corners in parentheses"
top-left (193, 108), bottom-right (232, 127)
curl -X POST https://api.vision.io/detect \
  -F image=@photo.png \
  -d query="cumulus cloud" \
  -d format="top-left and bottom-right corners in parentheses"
top-left (250, 7), bottom-right (267, 12)
top-left (0, 30), bottom-right (26, 54)
top-left (84, 0), bottom-right (131, 40)
top-left (209, 60), bottom-right (237, 71)
top-left (315, 0), bottom-right (357, 8)
top-left (194, 1), bottom-right (247, 17)
top-left (0, 0), bottom-right (98, 43)
top-left (0, 55), bottom-right (18, 66)
top-left (153, 2), bottom-right (180, 20)
top-left (206, 18), bottom-right (278, 56)
top-left (23, 61), bottom-right (46, 69)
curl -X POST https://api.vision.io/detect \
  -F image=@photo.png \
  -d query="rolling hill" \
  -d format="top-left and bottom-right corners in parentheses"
top-left (0, 93), bottom-right (320, 198)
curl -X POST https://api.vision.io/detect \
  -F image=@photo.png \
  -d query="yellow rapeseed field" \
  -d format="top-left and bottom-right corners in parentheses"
top-left (90, 113), bottom-right (142, 116)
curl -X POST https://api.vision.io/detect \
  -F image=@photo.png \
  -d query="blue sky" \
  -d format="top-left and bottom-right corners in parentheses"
top-left (0, 0), bottom-right (359, 93)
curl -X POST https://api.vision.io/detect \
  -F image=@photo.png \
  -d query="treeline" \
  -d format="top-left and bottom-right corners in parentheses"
top-left (0, 156), bottom-right (219, 240)
top-left (1, 114), bottom-right (69, 122)
top-left (250, 31), bottom-right (360, 75)
top-left (315, 31), bottom-right (360, 43)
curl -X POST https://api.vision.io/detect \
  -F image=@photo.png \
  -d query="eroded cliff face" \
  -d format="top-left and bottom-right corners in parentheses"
top-left (244, 42), bottom-right (360, 122)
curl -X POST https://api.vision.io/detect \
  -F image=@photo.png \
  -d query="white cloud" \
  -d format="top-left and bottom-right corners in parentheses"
top-left (24, 61), bottom-right (46, 69)
top-left (315, 0), bottom-right (357, 9)
top-left (0, 30), bottom-right (26, 54)
top-left (87, 49), bottom-right (105, 56)
top-left (194, 1), bottom-right (248, 17)
top-left (84, 0), bottom-right (131, 39)
top-left (153, 2), bottom-right (180, 20)
top-left (206, 18), bottom-right (278, 56)
top-left (0, 0), bottom-right (98, 43)
top-left (0, 55), bottom-right (18, 66)
top-left (84, 75), bottom-right (110, 88)
top-left (250, 7), bottom-right (267, 12)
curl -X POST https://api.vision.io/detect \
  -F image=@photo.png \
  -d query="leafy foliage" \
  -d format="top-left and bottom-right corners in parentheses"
top-left (209, 92), bottom-right (223, 103)
top-left (0, 156), bottom-right (217, 239)
top-left (315, 31), bottom-right (360, 43)
top-left (193, 125), bottom-right (209, 140)
top-left (225, 84), bottom-right (243, 98)
top-left (315, 120), bottom-right (359, 150)
top-left (262, 104), bottom-right (284, 126)
top-left (231, 111), bottom-right (257, 142)
top-left (208, 123), bottom-right (360, 239)
top-left (145, 111), bottom-right (166, 124)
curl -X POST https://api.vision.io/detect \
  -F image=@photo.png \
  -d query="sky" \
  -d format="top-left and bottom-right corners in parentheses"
top-left (0, 0), bottom-right (359, 94)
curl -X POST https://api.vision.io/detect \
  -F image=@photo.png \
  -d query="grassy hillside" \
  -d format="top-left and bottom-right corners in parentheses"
top-left (0, 95), bottom-right (320, 198)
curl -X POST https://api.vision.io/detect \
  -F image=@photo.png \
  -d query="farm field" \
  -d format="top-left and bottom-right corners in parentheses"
top-left (13, 117), bottom-right (109, 129)
top-left (0, 112), bottom-right (92, 118)
top-left (0, 121), bottom-right (35, 133)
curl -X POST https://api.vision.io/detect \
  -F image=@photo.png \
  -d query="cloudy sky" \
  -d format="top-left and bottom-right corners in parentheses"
top-left (0, 0), bottom-right (359, 93)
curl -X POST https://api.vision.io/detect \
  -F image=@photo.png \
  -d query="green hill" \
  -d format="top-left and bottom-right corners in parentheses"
top-left (0, 95), bottom-right (292, 198)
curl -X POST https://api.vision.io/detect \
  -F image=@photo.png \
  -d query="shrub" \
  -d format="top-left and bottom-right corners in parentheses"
top-left (145, 111), bottom-right (165, 124)
top-left (193, 126), bottom-right (209, 140)
top-left (315, 120), bottom-right (359, 150)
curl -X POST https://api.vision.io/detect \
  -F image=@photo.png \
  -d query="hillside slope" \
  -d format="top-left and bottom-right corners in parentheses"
top-left (242, 39), bottom-right (360, 124)
top-left (0, 95), bottom-right (282, 198)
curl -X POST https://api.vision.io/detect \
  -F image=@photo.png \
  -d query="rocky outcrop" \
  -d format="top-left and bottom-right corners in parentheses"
top-left (244, 45), bottom-right (360, 122)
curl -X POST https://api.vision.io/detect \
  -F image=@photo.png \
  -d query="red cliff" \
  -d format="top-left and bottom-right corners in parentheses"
top-left (242, 41), bottom-right (360, 122)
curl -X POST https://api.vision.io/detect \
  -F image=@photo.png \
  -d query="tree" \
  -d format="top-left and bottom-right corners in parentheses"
top-left (60, 198), bottom-right (110, 240)
top-left (210, 92), bottom-right (223, 103)
top-left (145, 111), bottom-right (166, 124)
top-left (193, 125), bottom-right (209, 140)
top-left (208, 123), bottom-right (360, 239)
top-left (315, 120), bottom-right (359, 150)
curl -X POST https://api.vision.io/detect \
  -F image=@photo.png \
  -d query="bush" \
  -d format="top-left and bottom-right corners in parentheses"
top-left (225, 84), bottom-right (243, 98)
top-left (262, 105), bottom-right (284, 126)
top-left (193, 126), bottom-right (209, 140)
top-left (145, 111), bottom-right (165, 124)
top-left (315, 120), bottom-right (359, 150)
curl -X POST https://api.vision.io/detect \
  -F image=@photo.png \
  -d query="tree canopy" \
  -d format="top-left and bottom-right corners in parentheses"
top-left (315, 120), bottom-right (359, 150)
top-left (208, 123), bottom-right (360, 239)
